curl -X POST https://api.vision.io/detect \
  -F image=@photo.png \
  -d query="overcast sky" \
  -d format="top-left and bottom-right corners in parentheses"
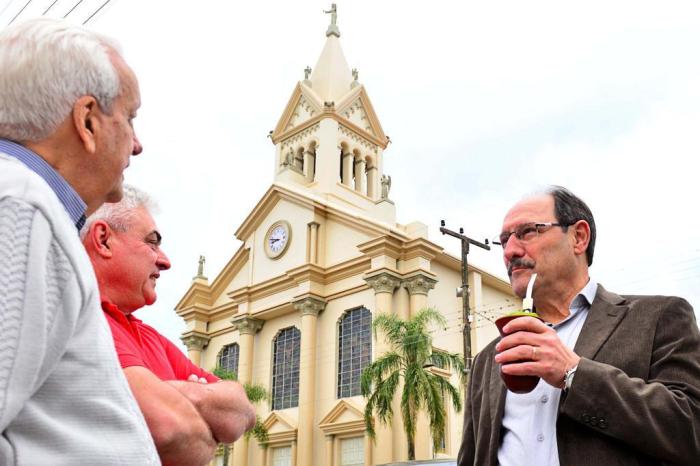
top-left (3, 0), bottom-right (699, 348)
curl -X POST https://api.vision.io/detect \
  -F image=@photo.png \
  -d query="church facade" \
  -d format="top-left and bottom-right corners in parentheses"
top-left (175, 15), bottom-right (517, 466)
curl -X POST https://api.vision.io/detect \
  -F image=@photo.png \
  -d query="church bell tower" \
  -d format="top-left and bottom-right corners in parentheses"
top-left (270, 6), bottom-right (396, 224)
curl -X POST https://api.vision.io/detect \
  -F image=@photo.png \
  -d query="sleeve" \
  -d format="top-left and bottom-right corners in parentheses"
top-left (104, 316), bottom-right (146, 369)
top-left (457, 360), bottom-right (477, 466)
top-left (0, 199), bottom-right (74, 429)
top-left (560, 297), bottom-right (700, 464)
top-left (160, 335), bottom-right (219, 383)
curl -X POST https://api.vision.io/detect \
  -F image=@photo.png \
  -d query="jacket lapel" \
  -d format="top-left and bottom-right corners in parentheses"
top-left (573, 284), bottom-right (629, 360)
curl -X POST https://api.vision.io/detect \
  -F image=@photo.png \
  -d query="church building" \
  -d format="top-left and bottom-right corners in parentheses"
top-left (175, 10), bottom-right (517, 466)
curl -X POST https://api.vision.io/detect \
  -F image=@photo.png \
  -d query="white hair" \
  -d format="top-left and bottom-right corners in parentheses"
top-left (80, 185), bottom-right (159, 239)
top-left (0, 18), bottom-right (123, 142)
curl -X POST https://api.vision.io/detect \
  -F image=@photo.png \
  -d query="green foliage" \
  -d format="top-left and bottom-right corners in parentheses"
top-left (360, 308), bottom-right (464, 460)
top-left (211, 366), bottom-right (269, 443)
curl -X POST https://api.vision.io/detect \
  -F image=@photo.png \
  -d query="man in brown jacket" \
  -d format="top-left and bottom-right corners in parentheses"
top-left (458, 186), bottom-right (700, 466)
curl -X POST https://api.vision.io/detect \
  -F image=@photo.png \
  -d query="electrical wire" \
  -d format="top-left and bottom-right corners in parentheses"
top-left (82, 0), bottom-right (109, 25)
top-left (62, 0), bottom-right (83, 18)
top-left (7, 0), bottom-right (31, 25)
top-left (41, 0), bottom-right (58, 15)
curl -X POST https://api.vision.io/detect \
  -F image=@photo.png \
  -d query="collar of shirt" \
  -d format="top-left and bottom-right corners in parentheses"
top-left (0, 138), bottom-right (87, 230)
top-left (101, 300), bottom-right (145, 346)
top-left (550, 278), bottom-right (597, 329)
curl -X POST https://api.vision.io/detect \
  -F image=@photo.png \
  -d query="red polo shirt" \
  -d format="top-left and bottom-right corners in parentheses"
top-left (102, 300), bottom-right (218, 383)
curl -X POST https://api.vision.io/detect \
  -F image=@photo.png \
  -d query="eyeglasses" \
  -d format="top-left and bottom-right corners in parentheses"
top-left (493, 222), bottom-right (571, 247)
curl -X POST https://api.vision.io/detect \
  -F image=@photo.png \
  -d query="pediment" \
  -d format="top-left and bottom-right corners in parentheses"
top-left (272, 83), bottom-right (323, 139)
top-left (335, 85), bottom-right (386, 142)
top-left (262, 410), bottom-right (297, 433)
top-left (319, 399), bottom-right (365, 435)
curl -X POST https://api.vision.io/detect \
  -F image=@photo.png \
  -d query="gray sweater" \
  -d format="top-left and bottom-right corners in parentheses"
top-left (0, 154), bottom-right (159, 465)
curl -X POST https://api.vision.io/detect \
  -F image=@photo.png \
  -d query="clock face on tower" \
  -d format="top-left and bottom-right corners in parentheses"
top-left (264, 220), bottom-right (291, 259)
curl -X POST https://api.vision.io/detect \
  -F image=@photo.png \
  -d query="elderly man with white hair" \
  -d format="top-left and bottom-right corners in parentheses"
top-left (0, 18), bottom-right (158, 464)
top-left (82, 185), bottom-right (256, 465)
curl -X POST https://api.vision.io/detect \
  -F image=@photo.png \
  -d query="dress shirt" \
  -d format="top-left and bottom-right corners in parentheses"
top-left (0, 138), bottom-right (86, 229)
top-left (498, 279), bottom-right (598, 466)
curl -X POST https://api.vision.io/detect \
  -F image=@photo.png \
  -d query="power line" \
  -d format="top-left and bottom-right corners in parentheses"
top-left (82, 0), bottom-right (109, 25)
top-left (7, 0), bottom-right (31, 25)
top-left (41, 0), bottom-right (58, 15)
top-left (62, 0), bottom-right (83, 19)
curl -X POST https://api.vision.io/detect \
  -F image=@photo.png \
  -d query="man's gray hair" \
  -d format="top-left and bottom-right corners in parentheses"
top-left (531, 185), bottom-right (597, 266)
top-left (0, 18), bottom-right (122, 142)
top-left (80, 185), bottom-right (158, 239)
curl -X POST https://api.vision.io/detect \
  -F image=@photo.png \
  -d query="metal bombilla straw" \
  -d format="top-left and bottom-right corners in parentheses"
top-left (522, 273), bottom-right (537, 312)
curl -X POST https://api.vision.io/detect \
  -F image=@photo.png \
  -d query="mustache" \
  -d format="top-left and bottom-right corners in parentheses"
top-left (508, 258), bottom-right (535, 276)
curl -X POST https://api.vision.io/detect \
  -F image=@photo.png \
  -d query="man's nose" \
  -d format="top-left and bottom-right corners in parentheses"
top-left (132, 134), bottom-right (143, 156)
top-left (157, 250), bottom-right (171, 271)
top-left (503, 234), bottom-right (525, 262)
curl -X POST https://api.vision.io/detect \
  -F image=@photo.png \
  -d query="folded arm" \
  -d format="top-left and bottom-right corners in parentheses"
top-left (124, 366), bottom-right (217, 466)
top-left (167, 379), bottom-right (256, 444)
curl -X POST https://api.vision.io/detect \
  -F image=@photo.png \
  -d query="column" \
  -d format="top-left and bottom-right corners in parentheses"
top-left (364, 272), bottom-right (401, 465)
top-left (294, 149), bottom-right (304, 171)
top-left (325, 435), bottom-right (334, 466)
top-left (293, 296), bottom-right (326, 466)
top-left (364, 434), bottom-right (372, 466)
top-left (291, 440), bottom-right (298, 466)
top-left (307, 222), bottom-right (320, 264)
top-left (403, 274), bottom-right (437, 318)
top-left (402, 273), bottom-right (438, 460)
top-left (304, 149), bottom-right (315, 182)
top-left (366, 166), bottom-right (378, 199)
top-left (180, 331), bottom-right (209, 366)
top-left (342, 151), bottom-right (354, 186)
top-left (260, 446), bottom-right (268, 466)
top-left (354, 157), bottom-right (366, 194)
top-left (230, 316), bottom-right (264, 466)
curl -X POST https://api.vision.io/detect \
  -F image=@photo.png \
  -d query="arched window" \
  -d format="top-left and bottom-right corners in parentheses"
top-left (217, 343), bottom-right (239, 376)
top-left (272, 327), bottom-right (301, 410)
top-left (337, 306), bottom-right (372, 398)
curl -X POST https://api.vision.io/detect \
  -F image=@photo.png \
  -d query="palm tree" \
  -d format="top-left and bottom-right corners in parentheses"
top-left (361, 307), bottom-right (464, 460)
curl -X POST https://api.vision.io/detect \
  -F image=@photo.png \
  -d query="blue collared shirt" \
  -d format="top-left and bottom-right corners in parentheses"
top-left (498, 279), bottom-right (598, 466)
top-left (0, 138), bottom-right (86, 230)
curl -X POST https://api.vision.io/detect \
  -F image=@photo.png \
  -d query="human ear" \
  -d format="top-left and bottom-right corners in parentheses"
top-left (571, 220), bottom-right (590, 257)
top-left (88, 221), bottom-right (114, 259)
top-left (72, 96), bottom-right (100, 154)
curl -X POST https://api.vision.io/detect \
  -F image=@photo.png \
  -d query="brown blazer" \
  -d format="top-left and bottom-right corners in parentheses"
top-left (458, 285), bottom-right (700, 466)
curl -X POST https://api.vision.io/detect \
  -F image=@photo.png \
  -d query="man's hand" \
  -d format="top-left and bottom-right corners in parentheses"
top-left (168, 379), bottom-right (256, 444)
top-left (123, 366), bottom-right (217, 466)
top-left (494, 316), bottom-right (580, 388)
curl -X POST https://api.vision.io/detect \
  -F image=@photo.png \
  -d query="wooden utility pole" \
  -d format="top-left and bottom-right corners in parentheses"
top-left (439, 221), bottom-right (490, 379)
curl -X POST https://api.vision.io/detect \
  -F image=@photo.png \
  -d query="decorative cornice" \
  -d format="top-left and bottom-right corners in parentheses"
top-left (402, 237), bottom-right (443, 262)
top-left (402, 272), bottom-right (438, 296)
top-left (357, 235), bottom-right (404, 260)
top-left (230, 315), bottom-right (264, 335)
top-left (287, 263), bottom-right (327, 285)
top-left (180, 331), bottom-right (210, 351)
top-left (293, 295), bottom-right (327, 317)
top-left (364, 270), bottom-right (402, 294)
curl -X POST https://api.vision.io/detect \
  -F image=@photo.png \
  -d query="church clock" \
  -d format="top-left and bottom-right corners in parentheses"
top-left (264, 220), bottom-right (291, 259)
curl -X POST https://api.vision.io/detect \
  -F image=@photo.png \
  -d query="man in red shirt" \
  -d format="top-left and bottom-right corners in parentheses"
top-left (82, 185), bottom-right (255, 466)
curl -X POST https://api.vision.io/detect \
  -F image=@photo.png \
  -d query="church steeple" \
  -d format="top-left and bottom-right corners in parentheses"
top-left (309, 33), bottom-right (352, 103)
top-left (269, 6), bottom-right (394, 224)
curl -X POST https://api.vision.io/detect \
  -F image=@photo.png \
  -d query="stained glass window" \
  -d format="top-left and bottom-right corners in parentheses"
top-left (217, 343), bottom-right (239, 376)
top-left (272, 327), bottom-right (301, 410)
top-left (337, 307), bottom-right (371, 398)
